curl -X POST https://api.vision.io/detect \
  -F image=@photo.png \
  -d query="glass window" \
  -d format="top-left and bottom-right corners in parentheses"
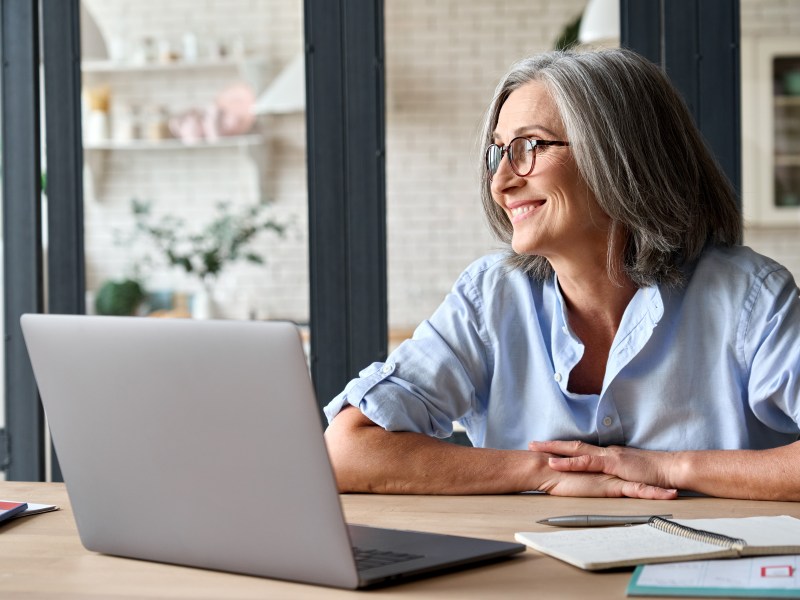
top-left (80, 1), bottom-right (308, 329)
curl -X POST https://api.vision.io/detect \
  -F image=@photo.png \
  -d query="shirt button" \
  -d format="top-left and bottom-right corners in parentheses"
top-left (380, 363), bottom-right (393, 374)
top-left (602, 416), bottom-right (613, 427)
top-left (553, 372), bottom-right (562, 382)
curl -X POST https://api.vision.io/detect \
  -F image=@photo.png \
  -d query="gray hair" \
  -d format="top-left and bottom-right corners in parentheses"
top-left (478, 48), bottom-right (742, 287)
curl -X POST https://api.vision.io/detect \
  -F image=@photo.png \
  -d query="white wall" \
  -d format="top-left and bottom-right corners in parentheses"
top-left (384, 0), bottom-right (587, 328)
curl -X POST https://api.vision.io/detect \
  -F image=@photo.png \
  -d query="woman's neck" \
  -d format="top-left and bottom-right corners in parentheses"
top-left (554, 264), bottom-right (638, 396)
top-left (556, 265), bottom-right (637, 330)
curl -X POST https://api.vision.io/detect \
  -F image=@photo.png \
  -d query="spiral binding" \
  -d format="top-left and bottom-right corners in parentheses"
top-left (648, 516), bottom-right (747, 551)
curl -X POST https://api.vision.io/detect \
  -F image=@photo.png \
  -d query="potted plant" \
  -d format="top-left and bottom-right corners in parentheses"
top-left (123, 199), bottom-right (288, 318)
top-left (94, 278), bottom-right (147, 316)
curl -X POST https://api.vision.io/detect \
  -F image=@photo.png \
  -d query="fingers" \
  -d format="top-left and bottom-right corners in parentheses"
top-left (529, 441), bottom-right (678, 498)
top-left (542, 472), bottom-right (678, 499)
top-left (590, 478), bottom-right (677, 500)
top-left (547, 454), bottom-right (606, 472)
top-left (619, 481), bottom-right (678, 500)
top-left (545, 456), bottom-right (679, 497)
top-left (529, 440), bottom-right (597, 456)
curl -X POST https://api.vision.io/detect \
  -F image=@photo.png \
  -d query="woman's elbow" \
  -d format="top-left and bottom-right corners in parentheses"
top-left (324, 406), bottom-right (376, 492)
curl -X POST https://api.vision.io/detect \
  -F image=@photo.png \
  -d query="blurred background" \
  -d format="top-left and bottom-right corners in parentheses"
top-left (2, 0), bottom-right (800, 480)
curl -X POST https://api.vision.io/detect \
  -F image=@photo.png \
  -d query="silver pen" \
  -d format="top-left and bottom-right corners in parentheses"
top-left (536, 514), bottom-right (673, 527)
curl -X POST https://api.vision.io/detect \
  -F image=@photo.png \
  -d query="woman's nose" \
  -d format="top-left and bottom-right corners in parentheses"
top-left (490, 157), bottom-right (524, 194)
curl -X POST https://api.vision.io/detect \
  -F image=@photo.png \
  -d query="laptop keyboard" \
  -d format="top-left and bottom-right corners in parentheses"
top-left (353, 547), bottom-right (424, 571)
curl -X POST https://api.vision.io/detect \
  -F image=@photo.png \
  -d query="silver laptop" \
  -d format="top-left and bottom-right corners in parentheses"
top-left (21, 314), bottom-right (523, 589)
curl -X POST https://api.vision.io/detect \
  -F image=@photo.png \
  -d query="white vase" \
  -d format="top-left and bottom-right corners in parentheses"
top-left (191, 279), bottom-right (220, 319)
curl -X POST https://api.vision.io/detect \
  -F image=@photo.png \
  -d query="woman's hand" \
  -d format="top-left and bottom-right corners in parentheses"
top-left (535, 468), bottom-right (678, 499)
top-left (529, 440), bottom-right (680, 494)
top-left (532, 439), bottom-right (800, 501)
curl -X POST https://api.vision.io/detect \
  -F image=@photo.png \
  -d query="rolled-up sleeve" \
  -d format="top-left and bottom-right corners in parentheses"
top-left (323, 259), bottom-right (495, 438)
top-left (743, 265), bottom-right (800, 435)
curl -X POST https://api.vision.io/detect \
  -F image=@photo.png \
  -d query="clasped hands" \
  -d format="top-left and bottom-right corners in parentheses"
top-left (528, 440), bottom-right (680, 500)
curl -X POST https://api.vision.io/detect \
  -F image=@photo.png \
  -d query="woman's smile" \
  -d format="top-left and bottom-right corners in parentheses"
top-left (508, 200), bottom-right (546, 224)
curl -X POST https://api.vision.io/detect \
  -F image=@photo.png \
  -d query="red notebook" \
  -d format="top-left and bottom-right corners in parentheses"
top-left (0, 501), bottom-right (28, 523)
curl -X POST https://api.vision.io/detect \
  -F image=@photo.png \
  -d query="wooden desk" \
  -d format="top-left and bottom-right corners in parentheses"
top-left (2, 481), bottom-right (799, 599)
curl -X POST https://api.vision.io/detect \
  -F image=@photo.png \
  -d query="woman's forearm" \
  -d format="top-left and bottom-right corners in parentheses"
top-left (672, 441), bottom-right (800, 501)
top-left (324, 407), bottom-right (545, 494)
top-left (325, 407), bottom-right (677, 498)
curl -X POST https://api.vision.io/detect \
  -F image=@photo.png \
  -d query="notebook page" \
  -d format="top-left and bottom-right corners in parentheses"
top-left (515, 524), bottom-right (733, 570)
top-left (670, 516), bottom-right (800, 552)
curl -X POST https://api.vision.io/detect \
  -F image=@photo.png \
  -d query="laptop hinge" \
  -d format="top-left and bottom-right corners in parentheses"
top-left (0, 428), bottom-right (9, 471)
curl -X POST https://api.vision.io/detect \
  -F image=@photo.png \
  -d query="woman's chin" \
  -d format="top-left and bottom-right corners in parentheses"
top-left (511, 238), bottom-right (540, 256)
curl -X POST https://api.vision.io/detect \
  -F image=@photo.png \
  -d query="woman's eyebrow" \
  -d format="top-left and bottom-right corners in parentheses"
top-left (492, 124), bottom-right (561, 141)
top-left (514, 124), bottom-right (561, 138)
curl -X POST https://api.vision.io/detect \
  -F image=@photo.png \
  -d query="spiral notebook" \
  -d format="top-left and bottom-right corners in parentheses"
top-left (515, 516), bottom-right (800, 571)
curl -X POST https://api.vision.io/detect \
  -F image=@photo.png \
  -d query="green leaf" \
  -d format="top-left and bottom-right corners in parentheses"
top-left (121, 198), bottom-right (289, 281)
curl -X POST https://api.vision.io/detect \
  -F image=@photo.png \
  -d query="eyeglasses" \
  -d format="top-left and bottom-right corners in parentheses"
top-left (485, 137), bottom-right (570, 180)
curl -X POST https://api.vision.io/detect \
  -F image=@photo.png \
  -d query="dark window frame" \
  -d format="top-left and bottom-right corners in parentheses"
top-left (1, 0), bottom-right (46, 481)
top-left (304, 0), bottom-right (387, 418)
top-left (621, 0), bottom-right (741, 199)
top-left (41, 0), bottom-right (87, 482)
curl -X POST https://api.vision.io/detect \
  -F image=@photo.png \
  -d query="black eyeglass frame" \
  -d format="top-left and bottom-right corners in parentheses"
top-left (485, 137), bottom-right (570, 180)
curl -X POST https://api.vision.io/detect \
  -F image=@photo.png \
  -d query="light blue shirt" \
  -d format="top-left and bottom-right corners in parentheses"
top-left (324, 246), bottom-right (800, 451)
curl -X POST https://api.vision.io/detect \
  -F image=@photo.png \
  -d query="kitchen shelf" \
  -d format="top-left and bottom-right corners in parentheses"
top-left (81, 57), bottom-right (268, 95)
top-left (84, 134), bottom-right (263, 151)
top-left (83, 58), bottom-right (258, 71)
top-left (81, 58), bottom-right (267, 100)
top-left (81, 56), bottom-right (272, 201)
top-left (84, 134), bottom-right (266, 198)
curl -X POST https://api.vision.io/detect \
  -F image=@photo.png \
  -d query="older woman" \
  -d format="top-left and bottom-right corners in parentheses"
top-left (323, 48), bottom-right (800, 500)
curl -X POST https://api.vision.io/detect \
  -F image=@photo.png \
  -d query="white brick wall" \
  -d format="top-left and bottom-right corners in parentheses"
top-left (742, 0), bottom-right (800, 36)
top-left (384, 0), bottom-right (587, 327)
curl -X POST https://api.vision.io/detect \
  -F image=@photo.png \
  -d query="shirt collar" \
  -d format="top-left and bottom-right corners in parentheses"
top-left (551, 272), bottom-right (665, 332)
